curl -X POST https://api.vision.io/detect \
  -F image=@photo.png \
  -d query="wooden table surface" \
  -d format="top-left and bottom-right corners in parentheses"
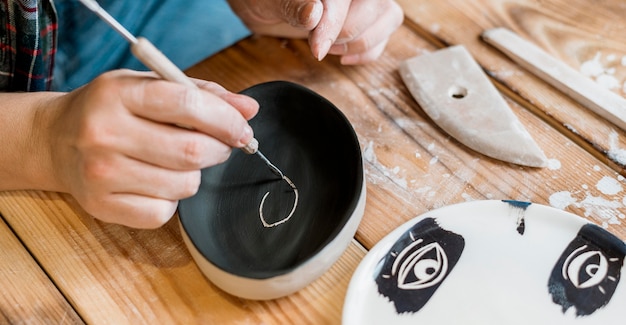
top-left (2, 0), bottom-right (626, 323)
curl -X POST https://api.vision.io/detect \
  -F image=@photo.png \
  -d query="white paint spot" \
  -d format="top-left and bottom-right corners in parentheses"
top-left (429, 157), bottom-right (439, 165)
top-left (362, 141), bottom-right (408, 190)
top-left (461, 193), bottom-right (474, 202)
top-left (579, 194), bottom-right (622, 219)
top-left (580, 53), bottom-right (603, 77)
top-left (549, 191), bottom-right (577, 210)
top-left (596, 176), bottom-right (623, 195)
top-left (596, 74), bottom-right (620, 89)
top-left (593, 165), bottom-right (601, 172)
top-left (580, 52), bottom-right (624, 91)
top-left (416, 186), bottom-right (431, 194)
top-left (415, 152), bottom-right (422, 158)
top-left (363, 141), bottom-right (376, 163)
top-left (547, 159), bottom-right (561, 170)
top-left (608, 130), bottom-right (626, 165)
top-left (622, 55), bottom-right (626, 66)
top-left (427, 143), bottom-right (435, 151)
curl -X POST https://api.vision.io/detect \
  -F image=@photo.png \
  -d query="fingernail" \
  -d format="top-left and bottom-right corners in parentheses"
top-left (240, 124), bottom-right (253, 145)
top-left (316, 39), bottom-right (333, 61)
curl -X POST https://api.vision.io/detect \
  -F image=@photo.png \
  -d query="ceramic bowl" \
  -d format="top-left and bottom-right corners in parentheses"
top-left (178, 81), bottom-right (365, 300)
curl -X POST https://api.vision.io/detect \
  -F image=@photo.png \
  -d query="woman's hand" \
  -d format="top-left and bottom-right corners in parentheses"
top-left (6, 70), bottom-right (258, 228)
top-left (228, 0), bottom-right (403, 64)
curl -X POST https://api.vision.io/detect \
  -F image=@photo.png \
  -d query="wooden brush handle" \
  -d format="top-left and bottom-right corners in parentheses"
top-left (130, 37), bottom-right (197, 88)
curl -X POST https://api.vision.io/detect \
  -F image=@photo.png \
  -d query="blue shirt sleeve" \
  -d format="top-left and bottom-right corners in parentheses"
top-left (52, 0), bottom-right (250, 91)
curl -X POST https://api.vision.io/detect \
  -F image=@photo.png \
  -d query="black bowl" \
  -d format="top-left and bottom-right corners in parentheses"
top-left (178, 81), bottom-right (365, 300)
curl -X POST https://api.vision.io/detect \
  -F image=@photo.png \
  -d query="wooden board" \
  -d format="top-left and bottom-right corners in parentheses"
top-left (0, 213), bottom-right (83, 324)
top-left (0, 190), bottom-right (364, 324)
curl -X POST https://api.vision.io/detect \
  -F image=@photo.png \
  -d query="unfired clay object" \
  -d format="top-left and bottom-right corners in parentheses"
top-left (178, 81), bottom-right (365, 300)
top-left (400, 45), bottom-right (548, 167)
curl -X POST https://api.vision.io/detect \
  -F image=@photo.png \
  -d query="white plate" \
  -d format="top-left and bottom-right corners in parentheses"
top-left (343, 200), bottom-right (626, 324)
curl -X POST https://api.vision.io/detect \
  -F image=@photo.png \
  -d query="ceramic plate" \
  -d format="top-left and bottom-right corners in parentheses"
top-left (343, 200), bottom-right (626, 324)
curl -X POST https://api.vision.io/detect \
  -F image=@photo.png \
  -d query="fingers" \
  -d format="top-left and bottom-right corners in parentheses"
top-left (194, 79), bottom-right (259, 120)
top-left (310, 0), bottom-right (403, 62)
top-left (115, 72), bottom-right (258, 149)
top-left (309, 0), bottom-right (352, 60)
top-left (84, 193), bottom-right (179, 229)
top-left (115, 118), bottom-right (233, 170)
top-left (80, 153), bottom-right (202, 199)
top-left (328, 0), bottom-right (403, 64)
top-left (72, 151), bottom-right (200, 229)
top-left (228, 0), bottom-right (323, 37)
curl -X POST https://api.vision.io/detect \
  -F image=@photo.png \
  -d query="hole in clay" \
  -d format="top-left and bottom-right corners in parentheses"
top-left (448, 85), bottom-right (468, 99)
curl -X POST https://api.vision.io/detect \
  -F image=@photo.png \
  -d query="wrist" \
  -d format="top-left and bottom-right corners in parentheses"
top-left (0, 92), bottom-right (66, 192)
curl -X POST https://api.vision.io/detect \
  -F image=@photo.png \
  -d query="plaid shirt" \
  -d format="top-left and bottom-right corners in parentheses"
top-left (0, 0), bottom-right (57, 91)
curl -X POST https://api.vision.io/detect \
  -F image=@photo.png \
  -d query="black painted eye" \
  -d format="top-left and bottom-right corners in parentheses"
top-left (375, 217), bottom-right (464, 314)
top-left (393, 240), bottom-right (448, 290)
top-left (549, 224), bottom-right (626, 317)
top-left (562, 245), bottom-right (609, 290)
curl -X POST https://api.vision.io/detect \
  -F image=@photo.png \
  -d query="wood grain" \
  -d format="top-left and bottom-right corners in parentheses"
top-left (0, 190), bottom-right (364, 324)
top-left (0, 213), bottom-right (83, 324)
top-left (398, 0), bottom-right (626, 172)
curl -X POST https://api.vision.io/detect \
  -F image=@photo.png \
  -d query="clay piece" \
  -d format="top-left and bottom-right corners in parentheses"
top-left (399, 45), bottom-right (548, 167)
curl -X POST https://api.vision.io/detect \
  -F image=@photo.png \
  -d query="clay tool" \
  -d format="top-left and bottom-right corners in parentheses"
top-left (482, 27), bottom-right (626, 132)
top-left (399, 45), bottom-right (548, 167)
top-left (77, 0), bottom-right (284, 178)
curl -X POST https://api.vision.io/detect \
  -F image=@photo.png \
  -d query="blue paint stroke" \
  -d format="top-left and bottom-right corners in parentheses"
top-left (502, 200), bottom-right (532, 210)
top-left (502, 200), bottom-right (532, 235)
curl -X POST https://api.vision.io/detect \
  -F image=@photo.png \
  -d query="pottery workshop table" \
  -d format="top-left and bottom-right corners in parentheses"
top-left (2, 0), bottom-right (626, 323)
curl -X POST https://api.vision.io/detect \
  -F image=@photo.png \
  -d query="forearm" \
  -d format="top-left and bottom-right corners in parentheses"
top-left (0, 92), bottom-right (64, 191)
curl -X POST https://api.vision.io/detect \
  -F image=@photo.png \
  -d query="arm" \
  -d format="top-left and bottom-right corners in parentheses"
top-left (228, 0), bottom-right (404, 64)
top-left (0, 70), bottom-right (258, 228)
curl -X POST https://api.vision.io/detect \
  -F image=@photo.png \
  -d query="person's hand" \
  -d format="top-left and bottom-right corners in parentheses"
top-left (43, 70), bottom-right (258, 228)
top-left (228, 0), bottom-right (403, 64)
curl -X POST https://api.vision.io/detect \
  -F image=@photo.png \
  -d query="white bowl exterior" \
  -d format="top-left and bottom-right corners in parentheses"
top-left (180, 171), bottom-right (366, 300)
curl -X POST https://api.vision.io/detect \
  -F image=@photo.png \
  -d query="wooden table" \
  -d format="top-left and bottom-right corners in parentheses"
top-left (2, 0), bottom-right (626, 323)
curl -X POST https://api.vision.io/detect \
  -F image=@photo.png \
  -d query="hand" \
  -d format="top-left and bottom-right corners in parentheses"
top-left (44, 70), bottom-right (258, 228)
top-left (228, 0), bottom-right (403, 64)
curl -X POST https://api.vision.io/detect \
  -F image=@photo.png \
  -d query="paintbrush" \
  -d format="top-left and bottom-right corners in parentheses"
top-left (76, 0), bottom-right (284, 178)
